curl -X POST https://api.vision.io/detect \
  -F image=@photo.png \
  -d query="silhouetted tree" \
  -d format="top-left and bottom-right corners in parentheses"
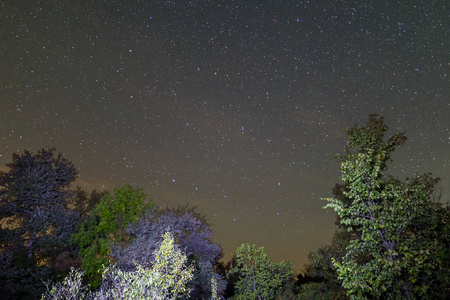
top-left (70, 186), bottom-right (108, 219)
top-left (297, 231), bottom-right (350, 299)
top-left (0, 148), bottom-right (78, 299)
top-left (217, 255), bottom-right (238, 298)
top-left (50, 187), bottom-right (109, 276)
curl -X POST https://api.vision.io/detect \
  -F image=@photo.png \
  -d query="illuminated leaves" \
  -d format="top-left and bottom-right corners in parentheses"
top-left (42, 232), bottom-right (195, 300)
top-left (110, 206), bottom-right (226, 299)
top-left (72, 185), bottom-right (154, 287)
top-left (324, 115), bottom-right (450, 299)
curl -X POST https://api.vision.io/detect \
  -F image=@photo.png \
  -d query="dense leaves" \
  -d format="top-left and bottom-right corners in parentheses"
top-left (231, 243), bottom-right (295, 300)
top-left (42, 232), bottom-right (195, 300)
top-left (324, 115), bottom-right (450, 299)
top-left (41, 268), bottom-right (87, 300)
top-left (2, 115), bottom-right (449, 299)
top-left (95, 231), bottom-right (195, 300)
top-left (0, 148), bottom-right (78, 257)
top-left (72, 184), bottom-right (154, 287)
top-left (111, 206), bottom-right (226, 299)
top-left (0, 148), bottom-right (78, 299)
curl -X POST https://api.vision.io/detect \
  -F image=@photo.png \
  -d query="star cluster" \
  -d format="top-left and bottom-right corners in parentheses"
top-left (1, 0), bottom-right (448, 270)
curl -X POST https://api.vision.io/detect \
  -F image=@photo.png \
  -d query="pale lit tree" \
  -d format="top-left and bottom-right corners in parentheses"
top-left (111, 206), bottom-right (226, 298)
top-left (42, 231), bottom-right (195, 300)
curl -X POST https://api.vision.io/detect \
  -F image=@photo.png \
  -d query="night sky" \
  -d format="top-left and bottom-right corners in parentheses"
top-left (1, 0), bottom-right (448, 272)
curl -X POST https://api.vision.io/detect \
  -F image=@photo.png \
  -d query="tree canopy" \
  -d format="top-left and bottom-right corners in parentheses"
top-left (2, 115), bottom-right (449, 300)
top-left (231, 243), bottom-right (295, 300)
top-left (0, 148), bottom-right (79, 299)
top-left (72, 184), bottom-right (154, 287)
top-left (42, 231), bottom-right (195, 300)
top-left (324, 115), bottom-right (450, 299)
top-left (111, 205), bottom-right (226, 298)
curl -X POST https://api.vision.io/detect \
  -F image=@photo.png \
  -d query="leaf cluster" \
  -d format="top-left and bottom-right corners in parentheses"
top-left (111, 205), bottom-right (226, 298)
top-left (231, 243), bottom-right (295, 300)
top-left (0, 148), bottom-right (79, 299)
top-left (42, 232), bottom-right (195, 300)
top-left (72, 185), bottom-right (154, 287)
top-left (324, 115), bottom-right (450, 299)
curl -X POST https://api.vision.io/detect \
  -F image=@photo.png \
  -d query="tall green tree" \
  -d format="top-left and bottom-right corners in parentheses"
top-left (0, 148), bottom-right (78, 299)
top-left (231, 243), bottom-right (295, 300)
top-left (324, 115), bottom-right (450, 299)
top-left (72, 184), bottom-right (154, 287)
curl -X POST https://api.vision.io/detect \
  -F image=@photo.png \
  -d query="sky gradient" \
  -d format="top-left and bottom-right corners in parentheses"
top-left (1, 0), bottom-right (448, 271)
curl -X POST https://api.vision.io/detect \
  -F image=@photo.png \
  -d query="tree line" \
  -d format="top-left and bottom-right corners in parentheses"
top-left (1, 115), bottom-right (449, 299)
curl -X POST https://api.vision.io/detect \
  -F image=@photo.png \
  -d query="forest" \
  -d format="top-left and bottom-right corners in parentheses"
top-left (1, 115), bottom-right (449, 300)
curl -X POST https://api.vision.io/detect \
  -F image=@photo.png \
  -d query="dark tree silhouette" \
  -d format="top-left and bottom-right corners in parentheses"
top-left (0, 148), bottom-right (78, 299)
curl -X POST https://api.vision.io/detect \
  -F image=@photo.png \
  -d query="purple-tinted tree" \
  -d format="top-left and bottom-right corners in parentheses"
top-left (111, 206), bottom-right (227, 299)
top-left (42, 231), bottom-right (196, 300)
top-left (0, 148), bottom-right (79, 299)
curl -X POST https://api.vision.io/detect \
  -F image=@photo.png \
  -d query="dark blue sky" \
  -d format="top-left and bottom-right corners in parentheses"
top-left (1, 0), bottom-right (448, 271)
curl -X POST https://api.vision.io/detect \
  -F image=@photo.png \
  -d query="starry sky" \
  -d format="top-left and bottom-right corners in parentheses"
top-left (1, 0), bottom-right (449, 272)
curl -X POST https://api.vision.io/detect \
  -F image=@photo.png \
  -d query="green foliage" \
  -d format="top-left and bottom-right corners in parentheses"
top-left (324, 115), bottom-right (450, 299)
top-left (95, 185), bottom-right (151, 239)
top-left (144, 231), bottom-right (195, 299)
top-left (93, 231), bottom-right (194, 299)
top-left (72, 185), bottom-right (154, 287)
top-left (231, 243), bottom-right (295, 300)
top-left (296, 282), bottom-right (322, 300)
top-left (296, 282), bottom-right (348, 300)
top-left (42, 231), bottom-right (195, 300)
